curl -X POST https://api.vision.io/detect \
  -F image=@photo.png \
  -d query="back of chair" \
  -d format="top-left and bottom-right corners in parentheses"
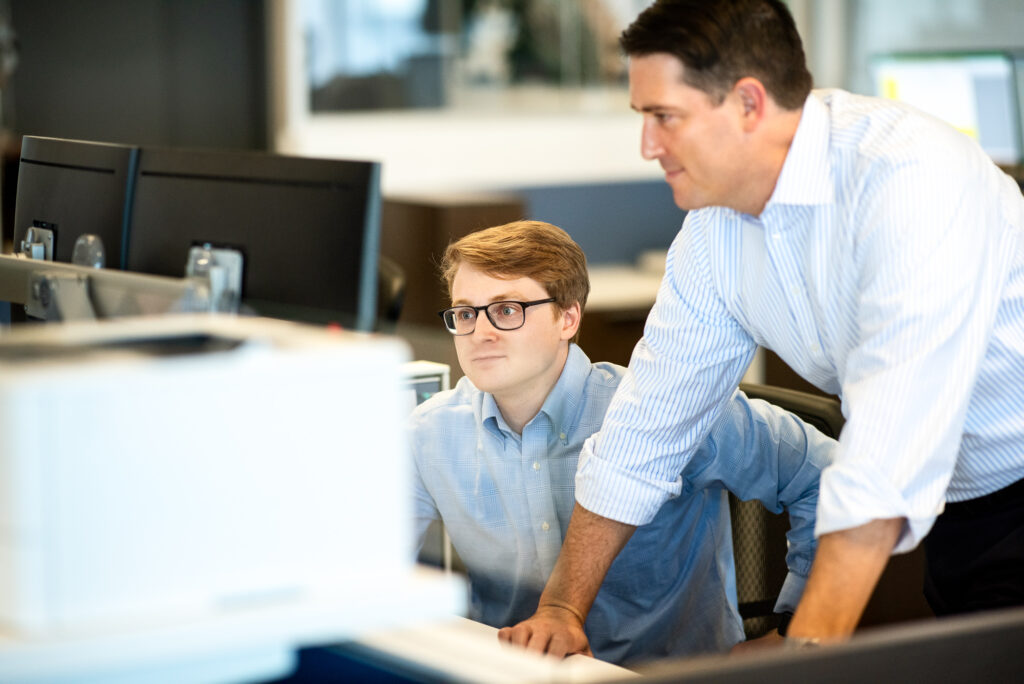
top-left (376, 255), bottom-right (407, 331)
top-left (732, 383), bottom-right (844, 638)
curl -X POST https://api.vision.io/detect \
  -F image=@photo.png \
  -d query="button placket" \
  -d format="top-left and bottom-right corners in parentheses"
top-left (762, 214), bottom-right (827, 368)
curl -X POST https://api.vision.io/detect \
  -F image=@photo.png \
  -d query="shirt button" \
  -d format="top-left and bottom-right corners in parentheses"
top-left (541, 521), bottom-right (550, 532)
top-left (810, 343), bottom-right (821, 354)
top-left (559, 432), bottom-right (566, 441)
top-left (532, 461), bottom-right (541, 471)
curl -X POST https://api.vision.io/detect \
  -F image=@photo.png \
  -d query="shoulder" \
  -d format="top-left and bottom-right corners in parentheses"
top-left (585, 359), bottom-right (626, 390)
top-left (820, 89), bottom-right (987, 187)
top-left (566, 354), bottom-right (626, 426)
top-left (408, 376), bottom-right (479, 434)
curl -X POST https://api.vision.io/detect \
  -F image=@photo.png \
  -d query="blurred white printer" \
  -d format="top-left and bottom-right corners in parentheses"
top-left (0, 315), bottom-right (465, 682)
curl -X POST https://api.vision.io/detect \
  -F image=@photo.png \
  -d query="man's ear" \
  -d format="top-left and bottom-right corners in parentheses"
top-left (560, 302), bottom-right (582, 341)
top-left (733, 77), bottom-right (768, 132)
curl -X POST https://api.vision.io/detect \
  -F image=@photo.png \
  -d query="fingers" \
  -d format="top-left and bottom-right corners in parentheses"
top-left (497, 623), bottom-right (534, 648)
top-left (496, 618), bottom-right (591, 658)
top-left (498, 622), bottom-right (555, 654)
top-left (539, 629), bottom-right (591, 658)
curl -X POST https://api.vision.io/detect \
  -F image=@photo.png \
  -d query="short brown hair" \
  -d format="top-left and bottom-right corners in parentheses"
top-left (620, 0), bottom-right (812, 110)
top-left (440, 220), bottom-right (589, 334)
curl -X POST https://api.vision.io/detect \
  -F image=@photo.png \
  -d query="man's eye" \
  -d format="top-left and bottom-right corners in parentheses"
top-left (457, 309), bottom-right (475, 320)
top-left (499, 305), bottom-right (518, 316)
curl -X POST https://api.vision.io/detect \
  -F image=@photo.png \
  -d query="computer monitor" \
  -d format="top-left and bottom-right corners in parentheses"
top-left (11, 136), bottom-right (138, 266)
top-left (870, 51), bottom-right (1023, 166)
top-left (124, 146), bottom-right (382, 331)
top-left (632, 606), bottom-right (1024, 683)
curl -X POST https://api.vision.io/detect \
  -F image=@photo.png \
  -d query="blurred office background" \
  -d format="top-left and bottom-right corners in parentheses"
top-left (3, 0), bottom-right (1022, 255)
top-left (1, 0), bottom-right (1022, 373)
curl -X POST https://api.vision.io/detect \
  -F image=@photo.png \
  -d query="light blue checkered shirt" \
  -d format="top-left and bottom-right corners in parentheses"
top-left (411, 344), bottom-right (834, 664)
top-left (576, 89), bottom-right (1024, 554)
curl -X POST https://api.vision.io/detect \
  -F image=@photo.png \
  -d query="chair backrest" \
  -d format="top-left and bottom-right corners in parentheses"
top-left (731, 382), bottom-right (844, 638)
top-left (376, 255), bottom-right (407, 330)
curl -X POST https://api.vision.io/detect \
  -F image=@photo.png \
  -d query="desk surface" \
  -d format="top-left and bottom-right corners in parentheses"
top-left (0, 567), bottom-right (467, 683)
top-left (587, 264), bottom-right (663, 312)
top-left (351, 615), bottom-right (637, 683)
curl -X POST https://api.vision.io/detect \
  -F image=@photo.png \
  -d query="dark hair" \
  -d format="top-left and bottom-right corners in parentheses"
top-left (620, 0), bottom-right (812, 110)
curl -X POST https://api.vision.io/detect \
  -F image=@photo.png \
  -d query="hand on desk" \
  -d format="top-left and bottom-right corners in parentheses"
top-left (729, 630), bottom-right (785, 654)
top-left (497, 605), bottom-right (593, 659)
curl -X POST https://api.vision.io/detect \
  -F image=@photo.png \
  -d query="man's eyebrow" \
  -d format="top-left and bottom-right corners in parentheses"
top-left (451, 293), bottom-right (523, 306)
top-left (631, 104), bottom-right (678, 113)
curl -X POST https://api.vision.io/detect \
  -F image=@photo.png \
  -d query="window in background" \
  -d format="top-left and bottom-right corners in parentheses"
top-left (300, 0), bottom-right (651, 113)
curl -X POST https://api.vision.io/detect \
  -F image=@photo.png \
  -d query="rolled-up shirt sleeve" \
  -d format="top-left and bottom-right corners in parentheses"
top-left (576, 216), bottom-right (758, 525)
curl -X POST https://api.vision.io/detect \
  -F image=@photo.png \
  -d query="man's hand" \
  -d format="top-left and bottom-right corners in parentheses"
top-left (497, 503), bottom-right (635, 657)
top-left (787, 517), bottom-right (904, 640)
top-left (497, 604), bottom-right (593, 658)
top-left (729, 630), bottom-right (785, 654)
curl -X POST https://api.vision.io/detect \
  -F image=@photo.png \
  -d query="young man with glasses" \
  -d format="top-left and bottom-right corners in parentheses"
top-left (410, 220), bottom-right (836, 664)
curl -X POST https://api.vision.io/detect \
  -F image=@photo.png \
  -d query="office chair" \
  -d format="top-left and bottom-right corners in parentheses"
top-left (376, 255), bottom-right (406, 331)
top-left (732, 382), bottom-right (844, 639)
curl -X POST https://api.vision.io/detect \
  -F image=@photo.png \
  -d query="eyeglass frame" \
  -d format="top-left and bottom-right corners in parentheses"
top-left (437, 298), bottom-right (557, 335)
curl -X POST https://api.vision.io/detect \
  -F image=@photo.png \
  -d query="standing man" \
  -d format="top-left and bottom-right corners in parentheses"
top-left (413, 220), bottom-right (835, 664)
top-left (501, 0), bottom-right (1024, 654)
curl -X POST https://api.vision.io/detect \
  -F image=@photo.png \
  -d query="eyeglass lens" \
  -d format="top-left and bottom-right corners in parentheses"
top-left (446, 301), bottom-right (525, 334)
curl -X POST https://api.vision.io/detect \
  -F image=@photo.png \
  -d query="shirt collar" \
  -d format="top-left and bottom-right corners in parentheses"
top-left (765, 90), bottom-right (834, 208)
top-left (474, 343), bottom-right (591, 438)
top-left (535, 343), bottom-right (591, 435)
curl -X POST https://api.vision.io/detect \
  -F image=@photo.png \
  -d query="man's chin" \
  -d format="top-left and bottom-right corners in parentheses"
top-left (464, 371), bottom-right (502, 394)
top-left (670, 187), bottom-right (703, 211)
top-left (673, 191), bottom-right (718, 212)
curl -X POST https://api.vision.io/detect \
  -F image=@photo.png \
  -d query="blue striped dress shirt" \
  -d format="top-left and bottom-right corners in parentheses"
top-left (576, 89), bottom-right (1024, 553)
top-left (411, 344), bottom-right (834, 664)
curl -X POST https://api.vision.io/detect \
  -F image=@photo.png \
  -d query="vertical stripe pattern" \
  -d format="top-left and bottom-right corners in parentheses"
top-left (575, 89), bottom-right (1024, 551)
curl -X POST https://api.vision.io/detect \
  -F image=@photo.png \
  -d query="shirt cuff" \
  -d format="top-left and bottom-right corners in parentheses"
top-left (774, 571), bottom-right (807, 615)
top-left (575, 440), bottom-right (682, 526)
top-left (815, 459), bottom-right (943, 553)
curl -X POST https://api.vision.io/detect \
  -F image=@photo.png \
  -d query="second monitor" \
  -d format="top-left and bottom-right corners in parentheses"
top-left (124, 145), bottom-right (381, 331)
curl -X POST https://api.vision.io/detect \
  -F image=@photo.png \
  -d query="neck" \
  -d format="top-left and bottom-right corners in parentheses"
top-left (736, 105), bottom-right (804, 217)
top-left (494, 344), bottom-right (570, 434)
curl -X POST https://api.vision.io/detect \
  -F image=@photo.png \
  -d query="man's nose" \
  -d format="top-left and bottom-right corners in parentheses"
top-left (472, 311), bottom-right (500, 337)
top-left (640, 117), bottom-right (664, 160)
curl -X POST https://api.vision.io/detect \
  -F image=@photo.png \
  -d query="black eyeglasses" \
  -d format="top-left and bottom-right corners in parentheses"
top-left (438, 298), bottom-right (556, 335)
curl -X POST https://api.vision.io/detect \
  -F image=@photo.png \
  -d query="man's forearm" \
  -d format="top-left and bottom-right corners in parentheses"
top-left (498, 502), bottom-right (636, 656)
top-left (787, 517), bottom-right (903, 640)
top-left (539, 502), bottom-right (636, 619)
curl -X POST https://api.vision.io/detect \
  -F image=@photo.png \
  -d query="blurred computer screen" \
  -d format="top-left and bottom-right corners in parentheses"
top-left (870, 51), bottom-right (1022, 166)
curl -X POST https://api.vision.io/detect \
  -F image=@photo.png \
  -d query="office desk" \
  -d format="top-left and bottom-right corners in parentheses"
top-left (587, 264), bottom-right (665, 313)
top-left (0, 565), bottom-right (466, 683)
top-left (341, 615), bottom-right (637, 683)
top-left (578, 264), bottom-right (663, 369)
